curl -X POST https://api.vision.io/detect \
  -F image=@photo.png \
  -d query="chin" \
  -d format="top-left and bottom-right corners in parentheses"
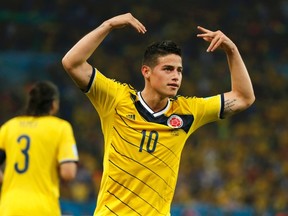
top-left (167, 92), bottom-right (178, 98)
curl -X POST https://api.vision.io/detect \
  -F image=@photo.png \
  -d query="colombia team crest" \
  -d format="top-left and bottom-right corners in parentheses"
top-left (167, 115), bottom-right (183, 128)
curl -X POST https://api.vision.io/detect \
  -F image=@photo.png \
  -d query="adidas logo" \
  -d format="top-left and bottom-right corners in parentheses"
top-left (126, 114), bottom-right (135, 120)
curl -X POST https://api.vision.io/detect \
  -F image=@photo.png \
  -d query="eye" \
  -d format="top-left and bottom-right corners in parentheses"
top-left (163, 66), bottom-right (174, 72)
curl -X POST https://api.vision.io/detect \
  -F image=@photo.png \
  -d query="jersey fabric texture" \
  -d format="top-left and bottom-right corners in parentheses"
top-left (86, 68), bottom-right (224, 216)
top-left (0, 116), bottom-right (79, 216)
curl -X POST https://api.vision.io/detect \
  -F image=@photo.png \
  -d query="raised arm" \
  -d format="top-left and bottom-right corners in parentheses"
top-left (197, 26), bottom-right (255, 118)
top-left (62, 13), bottom-right (146, 90)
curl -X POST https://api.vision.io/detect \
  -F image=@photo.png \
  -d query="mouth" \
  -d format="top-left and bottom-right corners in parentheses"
top-left (167, 83), bottom-right (179, 88)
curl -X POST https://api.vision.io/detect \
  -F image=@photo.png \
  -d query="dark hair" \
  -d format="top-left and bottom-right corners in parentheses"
top-left (142, 40), bottom-right (182, 67)
top-left (25, 81), bottom-right (59, 116)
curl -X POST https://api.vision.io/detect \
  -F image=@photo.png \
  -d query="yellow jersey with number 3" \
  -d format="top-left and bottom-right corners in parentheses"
top-left (0, 116), bottom-right (78, 216)
top-left (86, 68), bottom-right (223, 216)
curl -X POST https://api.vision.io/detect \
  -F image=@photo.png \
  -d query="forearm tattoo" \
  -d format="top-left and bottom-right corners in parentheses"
top-left (224, 98), bottom-right (237, 114)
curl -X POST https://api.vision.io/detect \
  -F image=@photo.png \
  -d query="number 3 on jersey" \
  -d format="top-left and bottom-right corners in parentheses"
top-left (15, 135), bottom-right (30, 173)
top-left (139, 130), bottom-right (159, 153)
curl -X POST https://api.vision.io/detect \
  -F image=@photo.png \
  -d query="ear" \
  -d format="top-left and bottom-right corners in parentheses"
top-left (141, 65), bottom-right (151, 78)
top-left (50, 99), bottom-right (59, 115)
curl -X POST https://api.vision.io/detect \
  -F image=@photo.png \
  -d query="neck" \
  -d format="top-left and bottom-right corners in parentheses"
top-left (140, 90), bottom-right (168, 113)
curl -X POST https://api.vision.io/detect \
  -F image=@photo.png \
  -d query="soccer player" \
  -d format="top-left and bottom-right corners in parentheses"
top-left (62, 13), bottom-right (255, 216)
top-left (0, 81), bottom-right (79, 216)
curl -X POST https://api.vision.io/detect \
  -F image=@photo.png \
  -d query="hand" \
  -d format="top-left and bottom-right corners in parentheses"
top-left (104, 13), bottom-right (147, 34)
top-left (197, 26), bottom-right (235, 53)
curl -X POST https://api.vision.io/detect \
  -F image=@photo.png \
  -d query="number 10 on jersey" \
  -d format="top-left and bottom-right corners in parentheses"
top-left (139, 130), bottom-right (159, 153)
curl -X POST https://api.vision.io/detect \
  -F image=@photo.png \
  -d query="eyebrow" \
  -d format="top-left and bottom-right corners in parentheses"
top-left (163, 64), bottom-right (182, 68)
top-left (162, 65), bottom-right (183, 70)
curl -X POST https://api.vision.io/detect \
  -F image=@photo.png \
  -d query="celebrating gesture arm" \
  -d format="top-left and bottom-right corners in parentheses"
top-left (197, 26), bottom-right (255, 118)
top-left (62, 13), bottom-right (146, 90)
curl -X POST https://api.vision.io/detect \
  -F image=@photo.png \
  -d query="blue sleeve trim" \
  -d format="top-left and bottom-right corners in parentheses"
top-left (0, 149), bottom-right (6, 165)
top-left (220, 93), bottom-right (225, 119)
top-left (83, 66), bottom-right (96, 93)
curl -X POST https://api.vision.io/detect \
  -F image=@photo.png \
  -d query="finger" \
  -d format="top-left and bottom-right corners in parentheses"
top-left (136, 21), bottom-right (147, 33)
top-left (197, 26), bottom-right (212, 34)
top-left (211, 37), bottom-right (224, 51)
top-left (132, 18), bottom-right (147, 34)
top-left (207, 36), bottom-right (223, 52)
top-left (196, 27), bottom-right (214, 41)
top-left (197, 34), bottom-right (213, 42)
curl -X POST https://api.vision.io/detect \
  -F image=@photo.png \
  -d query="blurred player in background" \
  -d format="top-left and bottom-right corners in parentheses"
top-left (0, 81), bottom-right (79, 216)
top-left (62, 13), bottom-right (255, 215)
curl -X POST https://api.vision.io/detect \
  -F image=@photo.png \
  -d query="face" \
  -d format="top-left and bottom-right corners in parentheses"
top-left (143, 54), bottom-right (183, 98)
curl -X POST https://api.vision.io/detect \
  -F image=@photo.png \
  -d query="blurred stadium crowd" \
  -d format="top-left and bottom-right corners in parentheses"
top-left (1, 0), bottom-right (288, 215)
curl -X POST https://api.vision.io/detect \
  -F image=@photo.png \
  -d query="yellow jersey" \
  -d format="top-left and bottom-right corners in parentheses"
top-left (0, 116), bottom-right (78, 216)
top-left (87, 69), bottom-right (223, 216)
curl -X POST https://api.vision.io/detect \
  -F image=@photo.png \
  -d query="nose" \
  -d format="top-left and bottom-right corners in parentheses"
top-left (172, 70), bottom-right (181, 81)
top-left (172, 76), bottom-right (178, 82)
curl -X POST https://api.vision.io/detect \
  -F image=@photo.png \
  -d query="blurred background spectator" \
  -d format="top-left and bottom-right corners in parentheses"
top-left (1, 0), bottom-right (288, 215)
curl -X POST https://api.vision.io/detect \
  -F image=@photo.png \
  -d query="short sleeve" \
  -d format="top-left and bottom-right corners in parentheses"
top-left (57, 121), bottom-right (79, 164)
